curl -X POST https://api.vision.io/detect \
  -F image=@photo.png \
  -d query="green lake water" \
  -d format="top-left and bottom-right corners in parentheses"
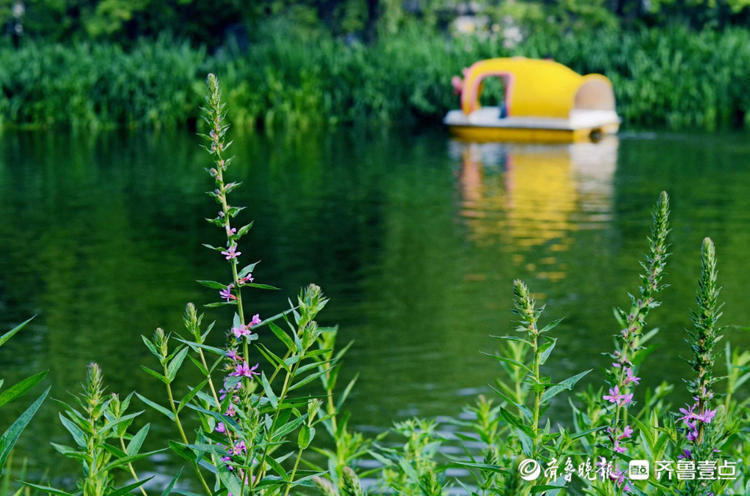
top-left (1, 128), bottom-right (749, 482)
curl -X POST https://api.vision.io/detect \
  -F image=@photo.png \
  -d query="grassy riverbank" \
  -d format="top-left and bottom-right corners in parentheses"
top-left (3, 22), bottom-right (750, 131)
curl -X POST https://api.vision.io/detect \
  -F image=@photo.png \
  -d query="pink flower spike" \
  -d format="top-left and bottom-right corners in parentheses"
top-left (603, 386), bottom-right (621, 404)
top-left (221, 244), bottom-right (241, 260)
top-left (624, 367), bottom-right (640, 385)
top-left (232, 361), bottom-right (260, 379)
top-left (233, 440), bottom-right (247, 455)
top-left (620, 425), bottom-right (634, 439)
top-left (232, 326), bottom-right (251, 338)
top-left (219, 288), bottom-right (236, 301)
top-left (699, 408), bottom-right (716, 424)
top-left (249, 314), bottom-right (262, 327)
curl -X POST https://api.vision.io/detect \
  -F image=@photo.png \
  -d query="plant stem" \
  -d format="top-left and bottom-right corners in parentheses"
top-left (250, 362), bottom-right (297, 489)
top-left (284, 448), bottom-right (305, 496)
top-left (119, 435), bottom-right (149, 496)
top-left (165, 369), bottom-right (212, 496)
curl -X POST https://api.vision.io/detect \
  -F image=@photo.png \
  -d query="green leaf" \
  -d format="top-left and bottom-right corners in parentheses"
top-left (482, 353), bottom-right (533, 374)
top-left (236, 222), bottom-right (255, 239)
top-left (272, 415), bottom-right (307, 441)
top-left (246, 283), bottom-right (279, 290)
top-left (196, 280), bottom-right (226, 290)
top-left (265, 455), bottom-right (290, 480)
top-left (490, 335), bottom-right (534, 347)
top-left (298, 425), bottom-right (314, 450)
top-left (141, 366), bottom-right (169, 385)
top-left (336, 374), bottom-right (359, 411)
top-left (177, 379), bottom-right (209, 414)
top-left (126, 424), bottom-right (150, 456)
top-left (268, 322), bottom-right (294, 351)
top-left (0, 371), bottom-right (48, 408)
top-left (167, 347), bottom-right (190, 382)
top-left (160, 467), bottom-right (183, 496)
top-left (289, 368), bottom-right (330, 392)
top-left (50, 442), bottom-right (82, 458)
top-left (168, 441), bottom-right (195, 462)
top-left (0, 316), bottom-right (34, 348)
top-left (0, 387), bottom-right (49, 467)
top-left (238, 259), bottom-right (259, 277)
top-left (261, 372), bottom-right (278, 409)
top-left (217, 465), bottom-right (243, 496)
top-left (204, 301), bottom-right (236, 308)
top-left (498, 406), bottom-right (535, 438)
top-left (141, 335), bottom-right (160, 358)
top-left (59, 414), bottom-right (86, 448)
top-left (541, 370), bottom-right (591, 405)
top-left (187, 355), bottom-right (208, 376)
top-left (101, 450), bottom-right (165, 471)
top-left (135, 393), bottom-right (175, 421)
top-left (109, 478), bottom-right (153, 496)
top-left (539, 317), bottom-right (564, 333)
top-left (175, 338), bottom-right (225, 356)
top-left (539, 337), bottom-right (557, 366)
top-left (21, 483), bottom-right (72, 496)
top-left (256, 344), bottom-right (289, 372)
top-left (531, 485), bottom-right (565, 493)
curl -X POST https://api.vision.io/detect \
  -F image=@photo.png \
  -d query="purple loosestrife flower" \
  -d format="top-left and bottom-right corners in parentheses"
top-left (221, 244), bottom-right (240, 260)
top-left (620, 425), bottom-right (634, 439)
top-left (698, 408), bottom-right (716, 424)
top-left (220, 284), bottom-right (236, 301)
top-left (226, 349), bottom-right (240, 361)
top-left (233, 440), bottom-right (247, 455)
top-left (240, 273), bottom-right (254, 284)
top-left (249, 313), bottom-right (261, 327)
top-left (232, 325), bottom-right (251, 338)
top-left (623, 367), bottom-right (640, 385)
top-left (603, 386), bottom-right (633, 406)
top-left (216, 422), bottom-right (226, 434)
top-left (232, 361), bottom-right (259, 379)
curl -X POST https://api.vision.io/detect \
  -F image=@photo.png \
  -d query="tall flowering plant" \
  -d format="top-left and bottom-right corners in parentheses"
top-left (596, 192), bottom-right (670, 490)
top-left (135, 75), bottom-right (363, 496)
top-left (672, 237), bottom-right (727, 495)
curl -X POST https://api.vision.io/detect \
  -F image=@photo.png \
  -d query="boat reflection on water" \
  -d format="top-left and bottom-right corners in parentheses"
top-left (451, 137), bottom-right (618, 282)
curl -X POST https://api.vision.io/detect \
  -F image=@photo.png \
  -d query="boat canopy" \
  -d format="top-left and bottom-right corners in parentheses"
top-left (457, 58), bottom-right (615, 118)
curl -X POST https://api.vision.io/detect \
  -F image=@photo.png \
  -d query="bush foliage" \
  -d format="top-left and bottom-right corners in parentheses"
top-left (4, 22), bottom-right (750, 131)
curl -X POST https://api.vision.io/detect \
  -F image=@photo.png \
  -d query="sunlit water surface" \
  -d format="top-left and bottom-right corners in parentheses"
top-left (1, 128), bottom-right (749, 483)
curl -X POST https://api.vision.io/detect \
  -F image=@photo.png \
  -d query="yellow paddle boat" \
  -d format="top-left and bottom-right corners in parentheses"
top-left (444, 58), bottom-right (620, 143)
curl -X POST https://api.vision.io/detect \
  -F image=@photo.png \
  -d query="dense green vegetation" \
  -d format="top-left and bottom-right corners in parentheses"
top-left (3, 1), bottom-right (750, 131)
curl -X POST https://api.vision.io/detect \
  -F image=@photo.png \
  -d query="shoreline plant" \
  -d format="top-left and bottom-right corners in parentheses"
top-left (5, 23), bottom-right (750, 132)
top-left (3, 76), bottom-right (748, 496)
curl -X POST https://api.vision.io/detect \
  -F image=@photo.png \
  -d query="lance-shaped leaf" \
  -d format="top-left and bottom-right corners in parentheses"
top-left (0, 387), bottom-right (49, 467)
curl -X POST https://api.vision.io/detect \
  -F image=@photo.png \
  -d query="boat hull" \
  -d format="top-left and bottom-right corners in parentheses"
top-left (444, 107), bottom-right (620, 143)
top-left (448, 122), bottom-right (619, 143)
